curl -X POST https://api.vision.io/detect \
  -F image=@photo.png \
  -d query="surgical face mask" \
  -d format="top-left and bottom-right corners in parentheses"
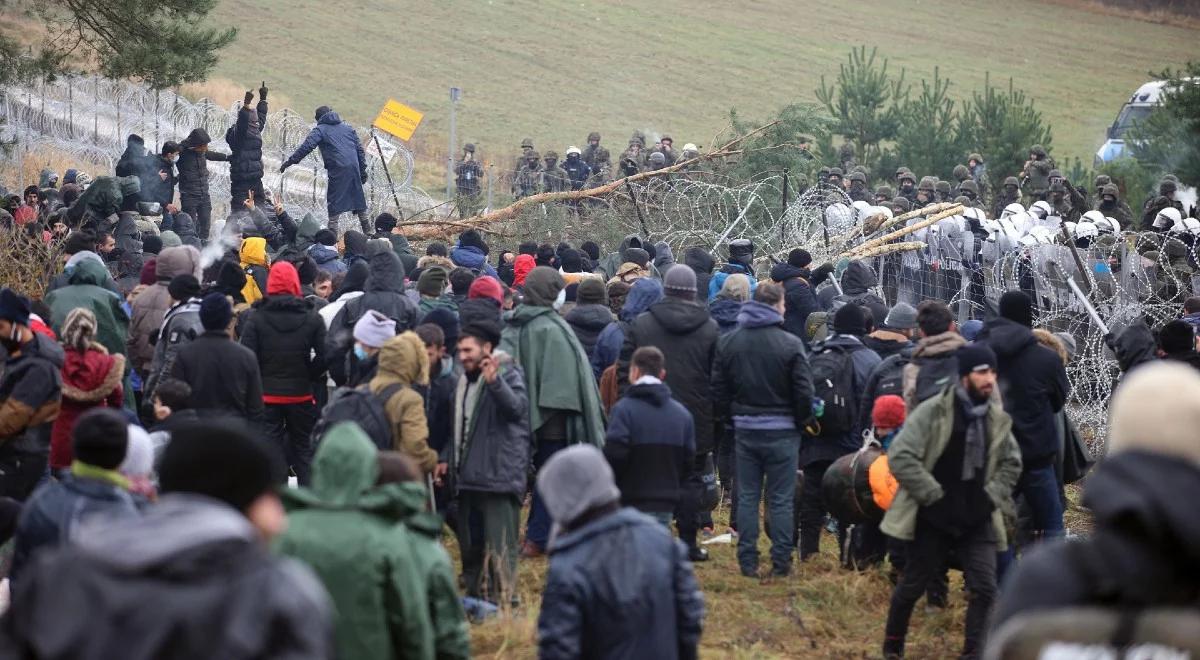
top-left (353, 344), bottom-right (369, 361)
top-left (552, 287), bottom-right (567, 311)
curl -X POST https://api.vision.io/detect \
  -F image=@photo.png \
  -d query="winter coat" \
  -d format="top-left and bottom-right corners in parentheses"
top-left (818, 260), bottom-right (884, 311)
top-left (856, 345), bottom-right (914, 435)
top-left (862, 329), bottom-right (912, 362)
top-left (66, 175), bottom-right (122, 226)
top-left (564, 303), bottom-right (613, 363)
top-left (707, 260), bottom-right (757, 301)
top-left (225, 100), bottom-right (268, 188)
top-left (10, 471), bottom-right (140, 579)
top-left (770, 263), bottom-right (819, 341)
top-left (595, 235), bottom-right (647, 281)
top-left (976, 317), bottom-right (1070, 465)
top-left (142, 155), bottom-right (176, 208)
top-left (450, 244), bottom-right (498, 278)
top-left (368, 334), bottom-right (439, 472)
top-left (240, 296), bottom-right (326, 399)
top-left (453, 353), bottom-right (531, 497)
top-left (325, 252), bottom-right (418, 387)
top-left (992, 451), bottom-right (1200, 628)
top-left (284, 111), bottom-right (367, 217)
top-left (49, 346), bottom-right (124, 469)
top-left (1106, 320), bottom-right (1157, 374)
top-left (712, 301), bottom-right (814, 429)
top-left (537, 508), bottom-right (704, 660)
top-left (459, 298), bottom-right (502, 329)
top-left (385, 234), bottom-right (420, 276)
top-left (683, 248), bottom-right (715, 304)
top-left (604, 381), bottom-right (695, 512)
top-left (171, 212), bottom-right (202, 248)
top-left (0, 333), bottom-right (64, 455)
top-left (801, 334), bottom-right (881, 464)
top-left (44, 259), bottom-right (129, 359)
top-left (276, 424), bottom-right (470, 660)
top-left (880, 385), bottom-right (1023, 549)
top-left (901, 331), bottom-right (965, 411)
top-left (619, 297), bottom-right (718, 454)
top-left (115, 138), bottom-right (151, 181)
top-left (171, 331), bottom-right (264, 423)
top-left (4, 493), bottom-right (332, 660)
top-left (308, 243), bottom-right (347, 275)
top-left (707, 297), bottom-right (741, 334)
top-left (175, 129), bottom-right (229, 201)
top-left (500, 304), bottom-right (606, 446)
top-left (126, 246), bottom-right (200, 373)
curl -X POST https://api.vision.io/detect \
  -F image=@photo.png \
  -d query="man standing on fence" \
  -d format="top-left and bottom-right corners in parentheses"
top-left (281, 106), bottom-right (370, 235)
top-left (226, 83), bottom-right (269, 206)
top-left (176, 128), bottom-right (229, 241)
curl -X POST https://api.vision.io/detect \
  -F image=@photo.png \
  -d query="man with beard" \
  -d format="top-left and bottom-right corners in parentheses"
top-left (881, 344), bottom-right (1022, 659)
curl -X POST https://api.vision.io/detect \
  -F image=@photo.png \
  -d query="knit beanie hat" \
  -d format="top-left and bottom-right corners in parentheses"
top-left (999, 290), bottom-right (1034, 327)
top-left (159, 417), bottom-right (279, 512)
top-left (624, 247), bottom-right (650, 269)
top-left (663, 264), bottom-right (697, 298)
top-left (536, 444), bottom-right (621, 533)
top-left (199, 292), bottom-right (233, 331)
top-left (167, 274), bottom-right (200, 302)
top-left (0, 288), bottom-right (31, 326)
top-left (884, 302), bottom-right (918, 330)
top-left (1158, 320), bottom-right (1196, 354)
top-left (960, 319), bottom-right (983, 342)
top-left (138, 259), bottom-right (157, 286)
top-left (467, 275), bottom-right (504, 304)
top-left (417, 266), bottom-right (449, 297)
top-left (120, 424), bottom-right (155, 479)
top-left (314, 229), bottom-right (337, 247)
top-left (872, 395), bottom-right (906, 430)
top-left (421, 307), bottom-right (460, 349)
top-left (142, 235), bottom-right (163, 256)
top-left (576, 278), bottom-right (606, 305)
top-left (1108, 361), bottom-right (1200, 469)
top-left (353, 310), bottom-right (397, 349)
top-left (833, 302), bottom-right (868, 336)
top-left (559, 249), bottom-right (583, 273)
top-left (159, 231), bottom-right (183, 248)
top-left (788, 248), bottom-right (812, 269)
top-left (72, 408), bottom-right (128, 470)
top-left (956, 343), bottom-right (998, 377)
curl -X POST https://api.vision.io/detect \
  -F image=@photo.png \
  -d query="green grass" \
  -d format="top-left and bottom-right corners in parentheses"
top-left (453, 486), bottom-right (1091, 658)
top-left (210, 0), bottom-right (1199, 179)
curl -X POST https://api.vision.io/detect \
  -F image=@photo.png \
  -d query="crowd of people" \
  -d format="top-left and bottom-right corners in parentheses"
top-left (1, 122), bottom-right (1199, 658)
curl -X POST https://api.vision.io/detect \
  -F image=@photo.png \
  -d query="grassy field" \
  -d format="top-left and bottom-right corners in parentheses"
top-left (208, 0), bottom-right (1200, 179)
top-left (455, 487), bottom-right (1092, 659)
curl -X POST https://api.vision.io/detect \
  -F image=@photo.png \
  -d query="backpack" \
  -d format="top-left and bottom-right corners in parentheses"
top-left (911, 355), bottom-right (958, 405)
top-left (312, 383), bottom-right (405, 450)
top-left (808, 342), bottom-right (859, 437)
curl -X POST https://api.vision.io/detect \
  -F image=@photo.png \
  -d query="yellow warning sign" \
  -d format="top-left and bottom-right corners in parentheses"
top-left (372, 99), bottom-right (424, 141)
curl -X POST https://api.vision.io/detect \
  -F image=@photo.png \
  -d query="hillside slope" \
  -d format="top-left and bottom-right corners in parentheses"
top-left (205, 1), bottom-right (1200, 169)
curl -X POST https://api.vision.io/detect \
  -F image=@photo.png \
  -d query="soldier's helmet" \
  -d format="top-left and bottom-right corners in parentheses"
top-left (952, 164), bottom-right (970, 181)
top-left (895, 166), bottom-right (912, 179)
top-left (828, 167), bottom-right (845, 179)
top-left (1048, 169), bottom-right (1064, 181)
top-left (849, 171), bottom-right (867, 184)
top-left (968, 153), bottom-right (983, 164)
top-left (917, 177), bottom-right (936, 192)
top-left (1030, 145), bottom-right (1047, 158)
top-left (899, 171), bottom-right (916, 185)
top-left (875, 185), bottom-right (894, 199)
top-left (960, 180), bottom-right (980, 195)
top-left (1004, 176), bottom-right (1020, 188)
top-left (936, 180), bottom-right (952, 195)
top-left (521, 138), bottom-right (534, 149)
top-left (525, 150), bottom-right (540, 162)
top-left (1094, 174), bottom-right (1111, 188)
top-left (1101, 183), bottom-right (1120, 199)
top-left (543, 150), bottom-right (558, 160)
top-left (464, 143), bottom-right (476, 153)
top-left (648, 152), bottom-right (667, 166)
top-left (587, 132), bottom-right (601, 142)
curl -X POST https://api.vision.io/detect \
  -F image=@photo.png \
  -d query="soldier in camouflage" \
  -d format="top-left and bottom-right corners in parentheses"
top-left (874, 185), bottom-right (894, 205)
top-left (582, 132), bottom-right (610, 174)
top-left (1047, 177), bottom-right (1087, 223)
top-left (967, 153), bottom-right (990, 204)
top-left (1096, 183), bottom-right (1133, 228)
top-left (541, 150), bottom-right (570, 193)
top-left (915, 177), bottom-right (937, 208)
top-left (454, 143), bottom-right (485, 217)
top-left (993, 176), bottom-right (1022, 220)
top-left (958, 179), bottom-right (985, 211)
top-left (510, 137), bottom-right (535, 193)
top-left (1090, 174), bottom-right (1112, 209)
top-left (1022, 144), bottom-right (1054, 202)
top-left (619, 138), bottom-right (646, 177)
top-left (847, 170), bottom-right (871, 203)
top-left (896, 169), bottom-right (918, 205)
top-left (512, 150), bottom-right (543, 199)
top-left (935, 180), bottom-right (953, 203)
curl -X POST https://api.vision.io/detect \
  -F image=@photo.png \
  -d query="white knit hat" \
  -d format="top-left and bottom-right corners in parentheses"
top-left (353, 310), bottom-right (397, 349)
top-left (1108, 361), bottom-right (1200, 468)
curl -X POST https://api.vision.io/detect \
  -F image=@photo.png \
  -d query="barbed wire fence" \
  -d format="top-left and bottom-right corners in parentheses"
top-left (0, 76), bottom-right (438, 224)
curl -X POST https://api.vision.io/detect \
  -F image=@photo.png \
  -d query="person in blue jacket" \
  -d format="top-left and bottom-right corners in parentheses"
top-left (281, 106), bottom-right (369, 235)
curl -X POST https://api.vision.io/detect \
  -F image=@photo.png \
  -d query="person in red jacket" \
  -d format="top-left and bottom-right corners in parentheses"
top-left (49, 308), bottom-right (124, 472)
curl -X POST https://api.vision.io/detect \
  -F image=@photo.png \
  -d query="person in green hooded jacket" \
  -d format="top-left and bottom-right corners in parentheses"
top-left (499, 266), bottom-right (605, 557)
top-left (275, 422), bottom-right (469, 660)
top-left (45, 258), bottom-right (129, 360)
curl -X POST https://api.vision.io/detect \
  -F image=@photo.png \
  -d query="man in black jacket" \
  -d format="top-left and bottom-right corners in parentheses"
top-left (976, 290), bottom-right (1069, 543)
top-left (712, 283), bottom-right (813, 577)
top-left (171, 293), bottom-right (263, 426)
top-left (226, 84), bottom-right (269, 205)
top-left (327, 250), bottom-right (418, 387)
top-left (618, 266), bottom-right (717, 562)
top-left (240, 262), bottom-right (327, 485)
top-left (769, 248), bottom-right (824, 344)
top-left (176, 128), bottom-right (229, 241)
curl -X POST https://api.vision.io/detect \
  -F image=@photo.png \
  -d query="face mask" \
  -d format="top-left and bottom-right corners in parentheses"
top-left (353, 344), bottom-right (369, 361)
top-left (552, 287), bottom-right (567, 312)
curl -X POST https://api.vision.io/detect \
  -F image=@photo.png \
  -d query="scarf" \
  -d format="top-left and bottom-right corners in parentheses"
top-left (954, 385), bottom-right (989, 481)
top-left (72, 460), bottom-right (132, 491)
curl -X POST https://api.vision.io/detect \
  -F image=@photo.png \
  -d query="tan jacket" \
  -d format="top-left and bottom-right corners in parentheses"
top-left (368, 332), bottom-right (438, 472)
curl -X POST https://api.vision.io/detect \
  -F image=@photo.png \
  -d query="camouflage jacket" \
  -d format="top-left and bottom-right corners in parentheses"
top-left (513, 163), bottom-right (543, 198)
top-left (542, 163), bottom-right (570, 193)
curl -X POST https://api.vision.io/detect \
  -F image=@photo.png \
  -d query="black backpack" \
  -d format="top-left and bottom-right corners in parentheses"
top-left (809, 342), bottom-right (859, 437)
top-left (912, 354), bottom-right (959, 405)
top-left (312, 383), bottom-right (405, 450)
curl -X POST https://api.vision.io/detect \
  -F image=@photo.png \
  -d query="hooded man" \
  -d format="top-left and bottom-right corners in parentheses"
top-left (564, 278), bottom-right (611, 363)
top-left (450, 229), bottom-right (499, 278)
top-left (595, 234), bottom-right (645, 281)
top-left (226, 83), bottom-right (269, 205)
top-left (989, 362), bottom-right (1200, 657)
top-left (535, 444), bottom-right (705, 659)
top-left (0, 289), bottom-right (65, 499)
top-left (326, 250), bottom-right (419, 386)
top-left (175, 128), bottom-right (229, 241)
top-left (5, 418), bottom-right (333, 659)
top-left (770, 248), bottom-right (820, 343)
top-left (276, 423), bottom-right (469, 660)
top-left (281, 106), bottom-right (370, 234)
top-left (127, 246), bottom-right (201, 378)
top-left (708, 239), bottom-right (758, 301)
top-left (499, 267), bottom-right (606, 557)
top-left (368, 332), bottom-right (439, 473)
top-left (240, 262), bottom-right (327, 485)
top-left (44, 258), bottom-right (129, 361)
top-left (171, 293), bottom-right (263, 424)
top-left (616, 266), bottom-right (717, 561)
top-left (976, 290), bottom-right (1069, 542)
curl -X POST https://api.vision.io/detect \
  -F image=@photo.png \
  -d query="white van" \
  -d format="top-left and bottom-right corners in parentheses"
top-left (1094, 80), bottom-right (1170, 168)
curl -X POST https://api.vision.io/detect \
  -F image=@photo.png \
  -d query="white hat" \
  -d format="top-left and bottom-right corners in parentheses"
top-left (1109, 362), bottom-right (1200, 469)
top-left (565, 146), bottom-right (582, 156)
top-left (1001, 203), bottom-right (1025, 219)
top-left (682, 143), bottom-right (698, 152)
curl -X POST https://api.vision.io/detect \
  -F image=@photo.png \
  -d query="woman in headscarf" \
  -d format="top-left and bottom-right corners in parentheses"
top-left (50, 308), bottom-right (125, 472)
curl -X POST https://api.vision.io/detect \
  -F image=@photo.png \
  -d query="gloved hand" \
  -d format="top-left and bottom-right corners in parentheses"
top-left (361, 172), bottom-right (368, 185)
top-left (259, 81), bottom-right (268, 100)
top-left (279, 162), bottom-right (291, 174)
top-left (243, 91), bottom-right (254, 106)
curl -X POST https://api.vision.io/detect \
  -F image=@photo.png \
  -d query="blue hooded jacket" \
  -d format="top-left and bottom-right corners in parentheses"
top-left (590, 278), bottom-right (663, 380)
top-left (450, 244), bottom-right (499, 278)
top-left (284, 111), bottom-right (367, 217)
